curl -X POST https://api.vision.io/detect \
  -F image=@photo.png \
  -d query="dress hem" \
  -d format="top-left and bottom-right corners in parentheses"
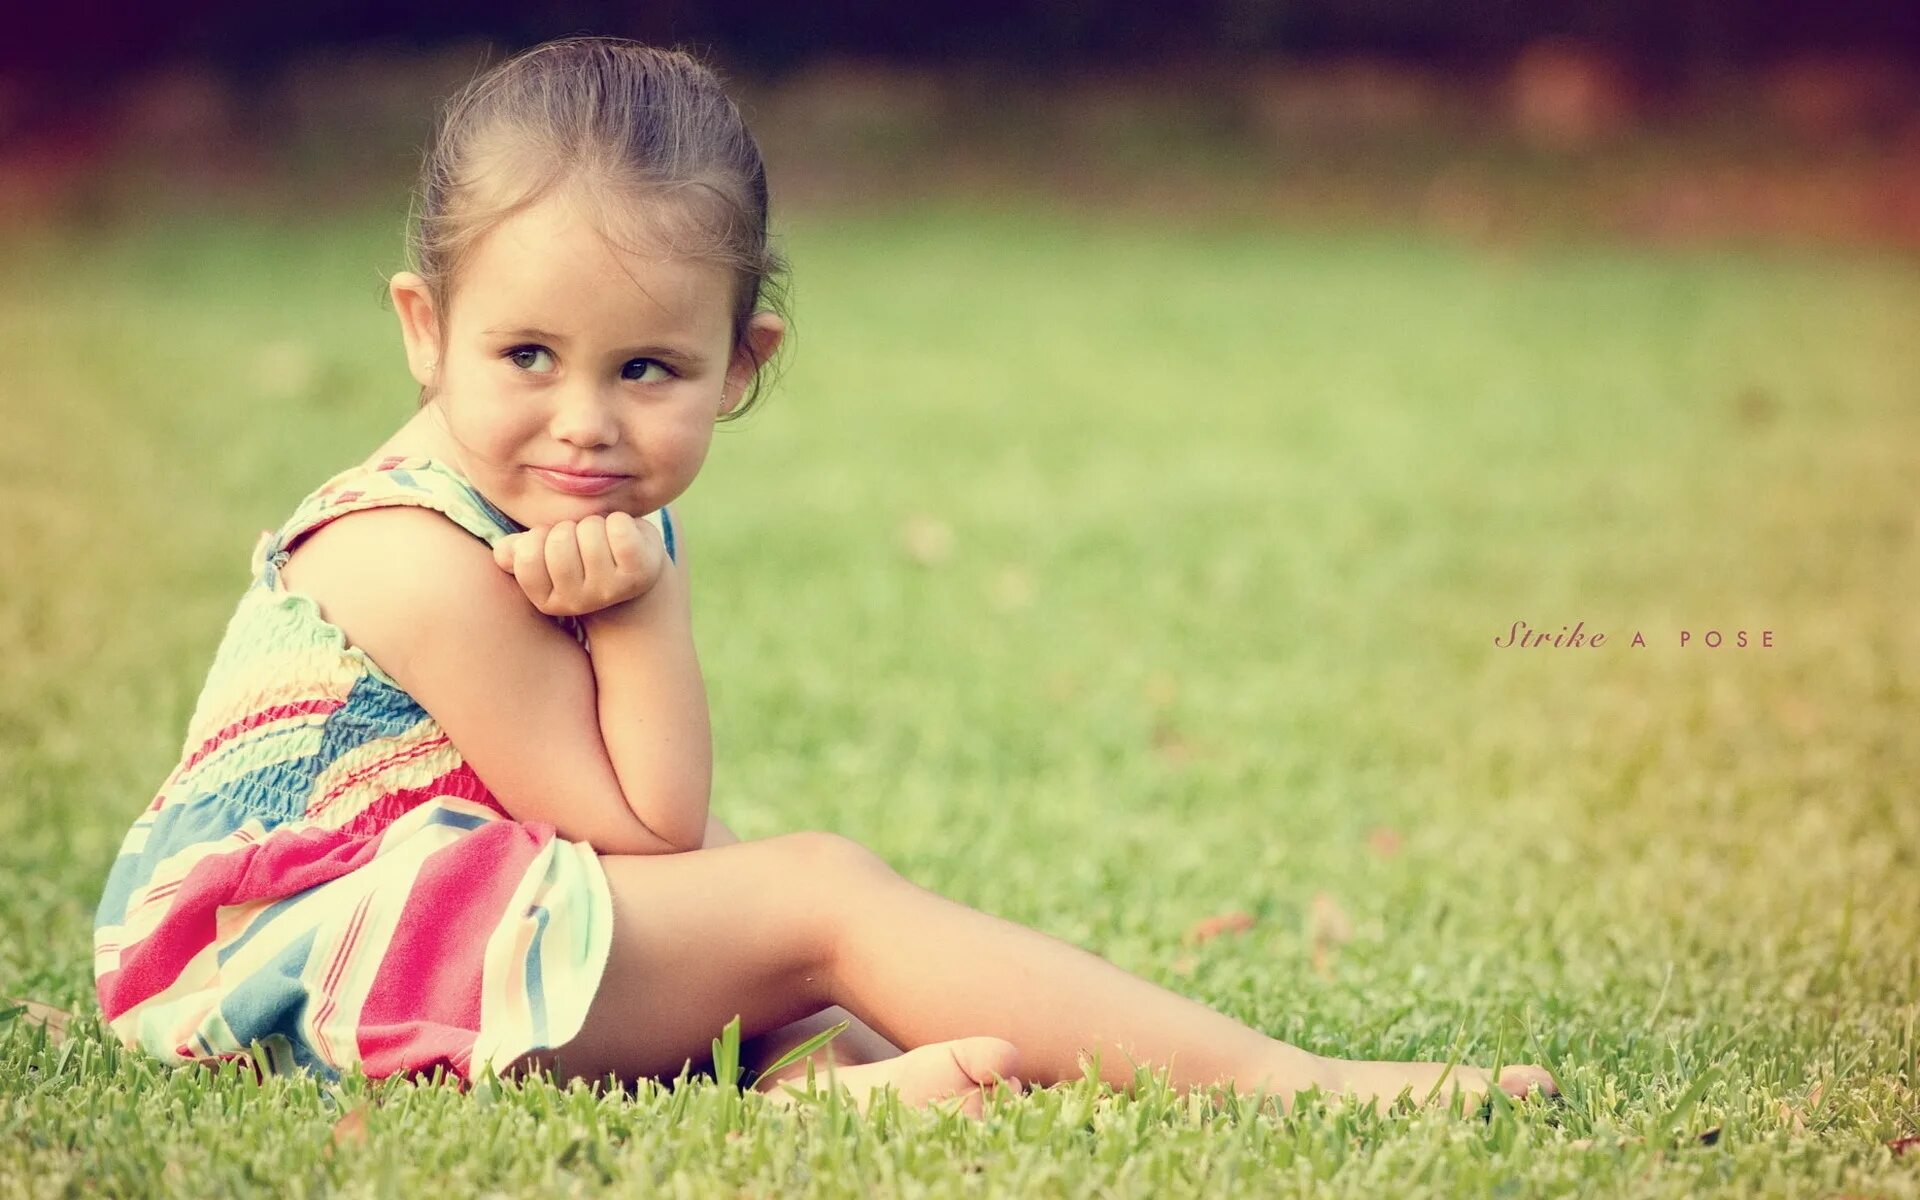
top-left (467, 839), bottom-right (614, 1081)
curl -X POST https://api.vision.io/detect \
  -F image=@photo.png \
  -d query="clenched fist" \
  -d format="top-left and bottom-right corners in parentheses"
top-left (491, 511), bottom-right (668, 617)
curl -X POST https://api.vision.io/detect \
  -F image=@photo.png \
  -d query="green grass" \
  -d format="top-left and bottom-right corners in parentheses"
top-left (2, 201), bottom-right (1917, 1196)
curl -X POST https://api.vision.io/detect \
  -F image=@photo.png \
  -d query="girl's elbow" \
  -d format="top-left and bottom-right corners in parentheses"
top-left (588, 824), bottom-right (685, 856)
top-left (621, 787), bottom-right (709, 854)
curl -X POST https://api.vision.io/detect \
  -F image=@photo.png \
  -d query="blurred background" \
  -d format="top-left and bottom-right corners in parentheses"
top-left (5, 1), bottom-right (1919, 244)
top-left (3, 12), bottom-right (1919, 1191)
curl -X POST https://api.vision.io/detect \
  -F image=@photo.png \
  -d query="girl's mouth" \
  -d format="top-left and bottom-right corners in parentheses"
top-left (529, 466), bottom-right (628, 496)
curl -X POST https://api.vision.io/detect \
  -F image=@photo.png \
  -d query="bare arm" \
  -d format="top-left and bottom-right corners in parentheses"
top-left (277, 507), bottom-right (682, 856)
top-left (580, 552), bottom-right (712, 853)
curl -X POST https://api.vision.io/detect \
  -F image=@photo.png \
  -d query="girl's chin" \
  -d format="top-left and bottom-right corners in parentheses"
top-left (516, 490), bottom-right (655, 527)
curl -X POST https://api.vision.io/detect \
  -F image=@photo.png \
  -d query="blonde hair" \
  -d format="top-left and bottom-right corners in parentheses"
top-left (402, 37), bottom-right (789, 419)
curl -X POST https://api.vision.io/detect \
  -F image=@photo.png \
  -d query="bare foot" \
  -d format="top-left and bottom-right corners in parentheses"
top-left (757, 1036), bottom-right (1023, 1118)
top-left (1322, 1058), bottom-right (1559, 1115)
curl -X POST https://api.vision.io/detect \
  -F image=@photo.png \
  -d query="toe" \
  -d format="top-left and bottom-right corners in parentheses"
top-left (949, 1036), bottom-right (1022, 1089)
top-left (1496, 1065), bottom-right (1559, 1099)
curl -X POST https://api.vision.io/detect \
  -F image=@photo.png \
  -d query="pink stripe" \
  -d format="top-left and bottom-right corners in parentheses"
top-left (340, 763), bottom-right (512, 834)
top-left (388, 763), bottom-right (511, 818)
top-left (314, 894), bottom-right (372, 1063)
top-left (357, 820), bottom-right (552, 1079)
top-left (310, 737), bottom-right (449, 814)
top-left (97, 825), bottom-right (387, 1020)
top-left (178, 698), bottom-right (344, 775)
top-left (324, 894), bottom-right (372, 996)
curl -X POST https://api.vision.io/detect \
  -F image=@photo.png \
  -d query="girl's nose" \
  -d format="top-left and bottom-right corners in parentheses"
top-left (550, 385), bottom-right (620, 448)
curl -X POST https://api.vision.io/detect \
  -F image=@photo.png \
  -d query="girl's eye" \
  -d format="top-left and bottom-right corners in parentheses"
top-left (506, 346), bottom-right (554, 373)
top-left (622, 358), bottom-right (674, 383)
top-left (504, 347), bottom-right (673, 383)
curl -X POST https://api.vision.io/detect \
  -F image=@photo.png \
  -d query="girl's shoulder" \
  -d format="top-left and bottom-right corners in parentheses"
top-left (255, 455), bottom-right (583, 675)
top-left (271, 455), bottom-right (522, 562)
top-left (260, 455), bottom-right (675, 572)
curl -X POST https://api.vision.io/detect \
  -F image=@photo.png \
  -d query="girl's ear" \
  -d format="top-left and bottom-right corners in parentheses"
top-left (389, 272), bottom-right (443, 389)
top-left (722, 311), bottom-right (786, 414)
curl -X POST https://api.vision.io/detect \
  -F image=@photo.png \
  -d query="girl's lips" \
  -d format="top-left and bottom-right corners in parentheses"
top-left (529, 466), bottom-right (628, 496)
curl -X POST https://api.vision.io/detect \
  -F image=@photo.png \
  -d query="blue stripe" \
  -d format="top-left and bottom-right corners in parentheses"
top-left (217, 890), bottom-right (312, 966)
top-left (218, 927), bottom-right (336, 1079)
top-left (424, 807), bottom-right (489, 832)
top-left (94, 792), bottom-right (263, 929)
top-left (313, 673), bottom-right (429, 768)
top-left (95, 845), bottom-right (154, 932)
top-left (660, 505), bottom-right (676, 563)
top-left (250, 672), bottom-right (431, 800)
top-left (194, 722), bottom-right (336, 817)
top-left (97, 670), bottom-right (426, 934)
top-left (117, 672), bottom-right (428, 881)
top-left (440, 468), bottom-right (525, 535)
top-left (524, 905), bottom-right (551, 1047)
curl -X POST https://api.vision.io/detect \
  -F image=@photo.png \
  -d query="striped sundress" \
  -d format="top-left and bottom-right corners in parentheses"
top-left (92, 454), bottom-right (676, 1083)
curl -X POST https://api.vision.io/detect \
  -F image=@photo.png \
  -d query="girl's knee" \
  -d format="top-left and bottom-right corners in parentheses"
top-left (780, 829), bottom-right (898, 882)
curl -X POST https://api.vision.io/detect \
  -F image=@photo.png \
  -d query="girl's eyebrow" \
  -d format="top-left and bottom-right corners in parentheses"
top-left (484, 325), bottom-right (709, 366)
top-left (486, 324), bottom-right (570, 342)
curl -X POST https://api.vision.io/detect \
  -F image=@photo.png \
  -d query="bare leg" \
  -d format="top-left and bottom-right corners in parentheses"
top-left (512, 835), bottom-right (909, 1094)
top-left (696, 813), bottom-right (905, 1087)
top-left (811, 842), bottom-right (1552, 1109)
top-left (518, 832), bottom-right (1553, 1114)
top-left (510, 831), bottom-right (1009, 1114)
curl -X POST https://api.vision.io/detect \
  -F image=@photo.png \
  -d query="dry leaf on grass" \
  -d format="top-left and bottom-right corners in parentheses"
top-left (1143, 673), bottom-right (1179, 709)
top-left (3, 998), bottom-right (71, 1044)
top-left (1043, 671), bottom-right (1081, 703)
top-left (326, 1105), bottom-right (370, 1152)
top-left (1150, 720), bottom-right (1198, 765)
top-left (1308, 891), bottom-right (1353, 978)
top-left (1779, 1079), bottom-right (1824, 1134)
top-left (1775, 695), bottom-right (1823, 736)
top-left (988, 566), bottom-right (1034, 611)
top-left (1890, 1135), bottom-right (1919, 1156)
top-left (1365, 826), bottom-right (1403, 857)
top-left (1183, 911), bottom-right (1255, 945)
top-left (900, 515), bottom-right (953, 566)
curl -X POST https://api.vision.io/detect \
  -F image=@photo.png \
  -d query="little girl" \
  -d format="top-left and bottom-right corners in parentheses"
top-left (92, 37), bottom-right (1556, 1118)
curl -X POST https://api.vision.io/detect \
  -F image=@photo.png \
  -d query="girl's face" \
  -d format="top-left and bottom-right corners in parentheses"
top-left (389, 190), bottom-right (784, 529)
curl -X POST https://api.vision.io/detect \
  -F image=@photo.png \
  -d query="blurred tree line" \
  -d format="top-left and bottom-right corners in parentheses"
top-left (11, 0), bottom-right (1918, 89)
top-left (5, 1), bottom-right (1916, 245)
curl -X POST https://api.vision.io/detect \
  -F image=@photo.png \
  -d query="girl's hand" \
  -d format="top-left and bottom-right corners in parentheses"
top-left (491, 512), bottom-right (668, 617)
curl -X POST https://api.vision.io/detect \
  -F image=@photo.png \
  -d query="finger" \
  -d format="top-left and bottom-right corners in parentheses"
top-left (575, 515), bottom-right (616, 588)
top-left (512, 526), bottom-right (555, 602)
top-left (605, 510), bottom-right (649, 573)
top-left (544, 521), bottom-right (586, 596)
top-left (492, 535), bottom-right (519, 571)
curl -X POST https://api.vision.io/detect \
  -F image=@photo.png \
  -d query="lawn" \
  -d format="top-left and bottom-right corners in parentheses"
top-left (1, 201), bottom-right (1916, 1196)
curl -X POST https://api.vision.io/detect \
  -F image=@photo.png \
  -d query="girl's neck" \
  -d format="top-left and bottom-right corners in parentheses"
top-left (366, 408), bottom-right (454, 468)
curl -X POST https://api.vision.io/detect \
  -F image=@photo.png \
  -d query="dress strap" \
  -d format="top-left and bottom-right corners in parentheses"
top-left (254, 455), bottom-right (518, 581)
top-left (249, 454), bottom-right (676, 585)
